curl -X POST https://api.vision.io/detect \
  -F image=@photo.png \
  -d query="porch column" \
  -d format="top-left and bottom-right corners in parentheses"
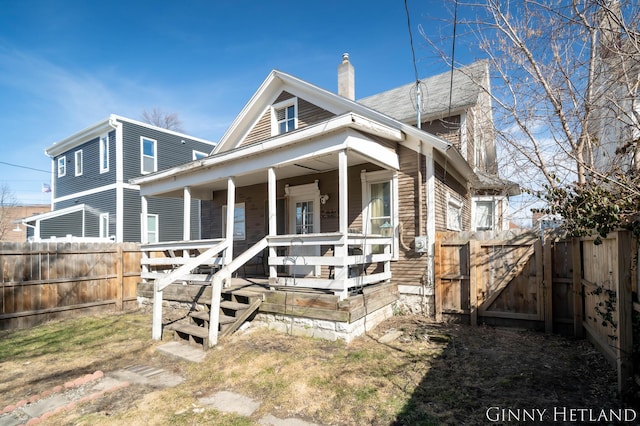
top-left (335, 149), bottom-right (349, 299)
top-left (144, 194), bottom-right (161, 341)
top-left (225, 176), bottom-right (236, 264)
top-left (268, 167), bottom-right (277, 280)
top-left (424, 145), bottom-right (436, 288)
top-left (141, 195), bottom-right (148, 244)
top-left (183, 186), bottom-right (191, 241)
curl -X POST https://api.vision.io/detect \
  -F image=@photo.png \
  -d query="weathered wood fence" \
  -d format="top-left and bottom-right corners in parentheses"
top-left (435, 230), bottom-right (638, 394)
top-left (0, 242), bottom-right (141, 330)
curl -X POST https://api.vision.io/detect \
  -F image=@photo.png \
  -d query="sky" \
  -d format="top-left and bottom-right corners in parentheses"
top-left (0, 0), bottom-right (473, 206)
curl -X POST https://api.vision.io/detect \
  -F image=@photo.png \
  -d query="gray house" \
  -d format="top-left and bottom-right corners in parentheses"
top-left (24, 115), bottom-right (216, 242)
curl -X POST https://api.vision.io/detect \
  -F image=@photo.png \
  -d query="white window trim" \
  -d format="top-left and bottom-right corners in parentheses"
top-left (222, 202), bottom-right (246, 241)
top-left (193, 150), bottom-right (208, 160)
top-left (99, 134), bottom-right (109, 174)
top-left (361, 170), bottom-right (399, 260)
top-left (99, 212), bottom-right (109, 238)
top-left (472, 196), bottom-right (507, 232)
top-left (145, 213), bottom-right (159, 243)
top-left (57, 156), bottom-right (66, 177)
top-left (74, 150), bottom-right (83, 176)
top-left (270, 98), bottom-right (298, 136)
top-left (446, 193), bottom-right (463, 232)
top-left (140, 137), bottom-right (158, 174)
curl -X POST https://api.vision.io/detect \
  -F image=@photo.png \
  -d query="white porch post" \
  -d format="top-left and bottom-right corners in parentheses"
top-left (145, 194), bottom-right (162, 341)
top-left (335, 149), bottom-right (349, 299)
top-left (425, 145), bottom-right (436, 288)
top-left (183, 186), bottom-right (191, 241)
top-left (225, 177), bottom-right (236, 264)
top-left (268, 167), bottom-right (277, 281)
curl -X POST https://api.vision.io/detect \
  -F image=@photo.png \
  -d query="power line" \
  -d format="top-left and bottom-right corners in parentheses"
top-left (448, 0), bottom-right (459, 117)
top-left (0, 161), bottom-right (49, 174)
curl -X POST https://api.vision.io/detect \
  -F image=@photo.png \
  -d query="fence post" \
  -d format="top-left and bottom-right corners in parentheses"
top-left (572, 238), bottom-right (583, 338)
top-left (615, 231), bottom-right (633, 395)
top-left (469, 240), bottom-right (478, 327)
top-left (116, 244), bottom-right (123, 311)
top-left (544, 237), bottom-right (553, 333)
top-left (435, 238), bottom-right (442, 323)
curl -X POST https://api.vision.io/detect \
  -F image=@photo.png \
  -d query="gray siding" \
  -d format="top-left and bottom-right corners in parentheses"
top-left (56, 189), bottom-right (117, 238)
top-left (40, 210), bottom-right (84, 239)
top-left (53, 131), bottom-right (116, 198)
top-left (120, 120), bottom-right (215, 181)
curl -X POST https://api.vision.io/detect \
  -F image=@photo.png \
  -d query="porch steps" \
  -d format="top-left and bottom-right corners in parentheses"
top-left (167, 288), bottom-right (263, 350)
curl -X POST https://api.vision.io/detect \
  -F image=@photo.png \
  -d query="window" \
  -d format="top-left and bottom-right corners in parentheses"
top-left (145, 214), bottom-right (159, 243)
top-left (294, 201), bottom-right (314, 234)
top-left (193, 150), bottom-right (208, 160)
top-left (361, 170), bottom-right (399, 258)
top-left (222, 203), bottom-right (246, 240)
top-left (474, 200), bottom-right (494, 231)
top-left (272, 99), bottom-right (298, 135)
top-left (141, 137), bottom-right (157, 174)
top-left (99, 213), bottom-right (109, 238)
top-left (57, 156), bottom-right (66, 177)
top-left (447, 195), bottom-right (463, 231)
top-left (74, 150), bottom-right (83, 176)
top-left (100, 135), bottom-right (109, 173)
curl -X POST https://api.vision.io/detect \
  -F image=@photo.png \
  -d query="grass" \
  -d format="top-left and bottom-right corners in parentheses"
top-left (0, 310), bottom-right (622, 425)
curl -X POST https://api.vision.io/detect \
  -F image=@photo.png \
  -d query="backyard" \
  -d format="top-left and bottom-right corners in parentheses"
top-left (0, 309), bottom-right (632, 425)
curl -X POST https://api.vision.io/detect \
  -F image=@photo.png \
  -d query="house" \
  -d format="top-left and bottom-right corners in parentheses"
top-left (133, 55), bottom-right (517, 345)
top-left (23, 115), bottom-right (216, 242)
top-left (1, 205), bottom-right (50, 242)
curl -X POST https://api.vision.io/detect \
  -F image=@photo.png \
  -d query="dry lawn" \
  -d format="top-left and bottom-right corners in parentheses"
top-left (0, 309), bottom-right (630, 425)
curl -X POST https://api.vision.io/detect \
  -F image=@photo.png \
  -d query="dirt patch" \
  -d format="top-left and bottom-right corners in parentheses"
top-left (0, 311), bottom-right (633, 425)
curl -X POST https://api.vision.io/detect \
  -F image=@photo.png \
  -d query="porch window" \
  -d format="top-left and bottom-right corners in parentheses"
top-left (271, 98), bottom-right (298, 135)
top-left (447, 195), bottom-right (463, 231)
top-left (141, 137), bottom-right (157, 174)
top-left (474, 200), bottom-right (494, 231)
top-left (99, 213), bottom-right (109, 238)
top-left (100, 135), bottom-right (109, 173)
top-left (222, 203), bottom-right (246, 240)
top-left (361, 170), bottom-right (399, 259)
top-left (146, 214), bottom-right (159, 243)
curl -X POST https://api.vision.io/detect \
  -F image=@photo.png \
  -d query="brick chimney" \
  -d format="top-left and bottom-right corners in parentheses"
top-left (337, 53), bottom-right (355, 100)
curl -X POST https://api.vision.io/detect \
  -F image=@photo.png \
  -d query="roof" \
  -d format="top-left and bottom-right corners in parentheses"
top-left (358, 60), bottom-right (489, 123)
top-left (45, 114), bottom-right (217, 157)
top-left (471, 170), bottom-right (520, 196)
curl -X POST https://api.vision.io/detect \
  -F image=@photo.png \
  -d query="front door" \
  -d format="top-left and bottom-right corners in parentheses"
top-left (286, 182), bottom-right (321, 277)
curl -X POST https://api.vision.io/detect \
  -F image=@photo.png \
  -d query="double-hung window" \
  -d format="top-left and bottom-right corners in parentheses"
top-left (57, 156), bottom-right (66, 177)
top-left (446, 194), bottom-right (463, 231)
top-left (272, 99), bottom-right (298, 135)
top-left (99, 135), bottom-right (109, 173)
top-left (141, 137), bottom-right (157, 174)
top-left (145, 214), bottom-right (159, 243)
top-left (222, 203), bottom-right (246, 240)
top-left (74, 150), bottom-right (83, 176)
top-left (99, 213), bottom-right (109, 238)
top-left (474, 200), bottom-right (494, 231)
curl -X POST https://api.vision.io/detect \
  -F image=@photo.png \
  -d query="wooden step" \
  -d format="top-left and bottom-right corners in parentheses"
top-left (220, 300), bottom-right (251, 311)
top-left (189, 310), bottom-right (235, 325)
top-left (168, 322), bottom-right (209, 340)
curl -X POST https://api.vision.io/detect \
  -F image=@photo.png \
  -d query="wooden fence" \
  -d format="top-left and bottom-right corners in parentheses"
top-left (435, 230), bottom-right (638, 394)
top-left (0, 242), bottom-right (141, 330)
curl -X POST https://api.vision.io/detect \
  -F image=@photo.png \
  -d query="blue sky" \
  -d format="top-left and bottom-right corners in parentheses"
top-left (0, 0), bottom-right (470, 205)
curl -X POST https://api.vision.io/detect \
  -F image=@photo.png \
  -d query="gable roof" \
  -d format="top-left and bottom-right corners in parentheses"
top-left (359, 60), bottom-right (489, 123)
top-left (45, 114), bottom-right (217, 158)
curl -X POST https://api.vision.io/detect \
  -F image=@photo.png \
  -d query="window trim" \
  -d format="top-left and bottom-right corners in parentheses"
top-left (473, 198), bottom-right (496, 232)
top-left (446, 193), bottom-right (463, 232)
top-left (140, 137), bottom-right (158, 174)
top-left (99, 134), bottom-right (109, 174)
top-left (144, 213), bottom-right (159, 243)
top-left (271, 98), bottom-right (298, 136)
top-left (99, 212), bottom-right (109, 238)
top-left (222, 202), bottom-right (246, 241)
top-left (57, 156), bottom-right (66, 177)
top-left (361, 170), bottom-right (399, 259)
top-left (74, 150), bottom-right (83, 176)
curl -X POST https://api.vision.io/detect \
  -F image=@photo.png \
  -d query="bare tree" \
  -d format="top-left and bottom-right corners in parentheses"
top-left (419, 0), bottom-right (640, 200)
top-left (0, 184), bottom-right (17, 240)
top-left (141, 108), bottom-right (185, 133)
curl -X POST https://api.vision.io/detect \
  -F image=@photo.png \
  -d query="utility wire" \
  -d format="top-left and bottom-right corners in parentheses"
top-left (0, 161), bottom-right (49, 174)
top-left (404, 0), bottom-right (420, 84)
top-left (448, 0), bottom-right (459, 117)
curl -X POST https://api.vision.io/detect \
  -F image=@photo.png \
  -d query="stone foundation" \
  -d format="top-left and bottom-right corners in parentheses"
top-left (396, 285), bottom-right (435, 317)
top-left (252, 303), bottom-right (394, 342)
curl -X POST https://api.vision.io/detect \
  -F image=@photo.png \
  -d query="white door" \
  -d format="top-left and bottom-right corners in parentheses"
top-left (286, 182), bottom-right (321, 277)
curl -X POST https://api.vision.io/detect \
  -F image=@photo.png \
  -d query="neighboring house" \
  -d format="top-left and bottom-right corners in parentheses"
top-left (2, 205), bottom-right (50, 242)
top-left (23, 115), bottom-right (216, 242)
top-left (133, 53), bottom-right (516, 326)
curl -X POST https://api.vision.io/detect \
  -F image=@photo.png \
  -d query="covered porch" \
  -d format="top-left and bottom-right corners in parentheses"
top-left (134, 114), bottom-right (409, 346)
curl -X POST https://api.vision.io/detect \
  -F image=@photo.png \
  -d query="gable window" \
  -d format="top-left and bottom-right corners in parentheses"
top-left (361, 170), bottom-right (399, 258)
top-left (222, 203), bottom-right (246, 240)
top-left (474, 200), bottom-right (494, 231)
top-left (145, 214), bottom-right (159, 243)
top-left (193, 150), bottom-right (207, 160)
top-left (74, 150), bottom-right (83, 176)
top-left (99, 213), bottom-right (109, 238)
top-left (271, 98), bottom-right (298, 135)
top-left (141, 137), bottom-right (157, 174)
top-left (446, 194), bottom-right (463, 231)
top-left (57, 156), bottom-right (66, 177)
top-left (100, 135), bottom-right (109, 173)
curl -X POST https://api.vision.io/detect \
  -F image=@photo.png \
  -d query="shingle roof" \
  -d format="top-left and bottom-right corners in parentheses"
top-left (358, 60), bottom-right (488, 123)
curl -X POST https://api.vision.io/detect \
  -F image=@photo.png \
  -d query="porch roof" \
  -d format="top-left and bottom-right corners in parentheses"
top-left (132, 113), bottom-right (403, 199)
